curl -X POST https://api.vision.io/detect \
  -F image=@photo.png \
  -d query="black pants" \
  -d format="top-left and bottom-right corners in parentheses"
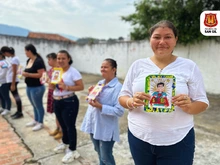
top-left (54, 95), bottom-right (79, 151)
top-left (8, 82), bottom-right (22, 113)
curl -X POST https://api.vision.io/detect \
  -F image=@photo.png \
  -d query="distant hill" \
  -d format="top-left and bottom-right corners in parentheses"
top-left (60, 33), bottom-right (78, 41)
top-left (0, 24), bottom-right (78, 41)
top-left (0, 24), bottom-right (29, 37)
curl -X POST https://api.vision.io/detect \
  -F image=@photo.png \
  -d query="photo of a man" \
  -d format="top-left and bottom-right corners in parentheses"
top-left (149, 82), bottom-right (169, 107)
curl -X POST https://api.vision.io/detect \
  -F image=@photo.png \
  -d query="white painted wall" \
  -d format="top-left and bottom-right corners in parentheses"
top-left (0, 35), bottom-right (219, 95)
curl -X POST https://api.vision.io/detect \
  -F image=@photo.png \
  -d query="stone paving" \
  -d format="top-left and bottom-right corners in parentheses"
top-left (0, 73), bottom-right (219, 165)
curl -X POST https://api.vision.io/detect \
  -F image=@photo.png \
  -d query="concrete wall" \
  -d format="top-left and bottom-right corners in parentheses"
top-left (0, 34), bottom-right (219, 95)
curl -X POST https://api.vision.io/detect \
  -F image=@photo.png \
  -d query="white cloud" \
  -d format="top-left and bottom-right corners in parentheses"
top-left (0, 0), bottom-right (136, 39)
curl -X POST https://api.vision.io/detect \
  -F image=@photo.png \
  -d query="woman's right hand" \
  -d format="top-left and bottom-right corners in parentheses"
top-left (132, 92), bottom-right (151, 107)
top-left (88, 85), bottom-right (95, 93)
top-left (22, 71), bottom-right (29, 77)
top-left (49, 83), bottom-right (56, 90)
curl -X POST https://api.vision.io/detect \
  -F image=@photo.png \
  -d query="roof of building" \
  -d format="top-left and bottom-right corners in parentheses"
top-left (28, 32), bottom-right (75, 43)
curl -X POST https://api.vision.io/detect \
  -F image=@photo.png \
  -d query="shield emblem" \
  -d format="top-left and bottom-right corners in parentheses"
top-left (204, 13), bottom-right (218, 27)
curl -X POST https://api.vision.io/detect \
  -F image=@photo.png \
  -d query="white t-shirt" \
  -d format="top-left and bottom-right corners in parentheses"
top-left (53, 66), bottom-right (82, 96)
top-left (6, 56), bottom-right (20, 83)
top-left (119, 57), bottom-right (209, 146)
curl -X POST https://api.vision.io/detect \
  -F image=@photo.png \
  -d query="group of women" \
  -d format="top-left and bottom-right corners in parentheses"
top-left (0, 20), bottom-right (209, 165)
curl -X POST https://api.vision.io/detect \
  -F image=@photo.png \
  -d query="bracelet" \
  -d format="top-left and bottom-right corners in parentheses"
top-left (126, 98), bottom-right (135, 110)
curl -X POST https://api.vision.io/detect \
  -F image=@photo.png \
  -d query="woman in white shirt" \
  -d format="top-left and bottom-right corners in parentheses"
top-left (118, 20), bottom-right (209, 165)
top-left (52, 50), bottom-right (84, 164)
top-left (0, 46), bottom-right (23, 119)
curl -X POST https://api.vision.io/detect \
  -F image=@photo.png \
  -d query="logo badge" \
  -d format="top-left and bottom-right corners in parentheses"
top-left (200, 11), bottom-right (220, 36)
top-left (204, 13), bottom-right (218, 27)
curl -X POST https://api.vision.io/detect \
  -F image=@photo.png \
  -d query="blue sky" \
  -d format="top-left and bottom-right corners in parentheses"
top-left (0, 0), bottom-right (137, 39)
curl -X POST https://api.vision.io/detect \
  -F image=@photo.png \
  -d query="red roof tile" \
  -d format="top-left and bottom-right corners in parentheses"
top-left (28, 32), bottom-right (75, 43)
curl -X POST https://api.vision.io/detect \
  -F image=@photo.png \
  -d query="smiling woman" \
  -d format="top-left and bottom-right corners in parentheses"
top-left (52, 50), bottom-right (84, 164)
top-left (118, 20), bottom-right (209, 165)
top-left (81, 58), bottom-right (124, 165)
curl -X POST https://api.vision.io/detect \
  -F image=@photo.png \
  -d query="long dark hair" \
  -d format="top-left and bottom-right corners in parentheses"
top-left (0, 51), bottom-right (5, 59)
top-left (1, 46), bottom-right (15, 55)
top-left (25, 44), bottom-right (46, 69)
top-left (25, 44), bottom-right (40, 56)
top-left (58, 50), bottom-right (73, 65)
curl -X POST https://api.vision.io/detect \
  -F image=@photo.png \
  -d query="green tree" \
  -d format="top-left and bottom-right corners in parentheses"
top-left (122, 0), bottom-right (220, 44)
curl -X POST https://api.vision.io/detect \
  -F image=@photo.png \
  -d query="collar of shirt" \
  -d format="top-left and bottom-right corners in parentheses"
top-left (99, 77), bottom-right (118, 88)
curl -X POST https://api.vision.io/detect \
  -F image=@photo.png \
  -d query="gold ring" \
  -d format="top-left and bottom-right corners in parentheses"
top-left (184, 96), bottom-right (188, 100)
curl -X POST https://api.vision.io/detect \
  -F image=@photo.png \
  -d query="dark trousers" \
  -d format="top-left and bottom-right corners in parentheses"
top-left (128, 128), bottom-right (195, 165)
top-left (54, 95), bottom-right (79, 151)
top-left (8, 82), bottom-right (22, 113)
top-left (0, 83), bottom-right (10, 109)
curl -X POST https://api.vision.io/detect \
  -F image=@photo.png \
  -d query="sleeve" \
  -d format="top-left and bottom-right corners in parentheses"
top-left (11, 57), bottom-right (19, 66)
top-left (34, 58), bottom-right (45, 70)
top-left (72, 67), bottom-right (82, 81)
top-left (118, 61), bottom-right (137, 98)
top-left (188, 64), bottom-right (209, 106)
top-left (101, 83), bottom-right (124, 117)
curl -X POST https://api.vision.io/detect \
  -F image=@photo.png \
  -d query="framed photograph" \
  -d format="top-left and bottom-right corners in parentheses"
top-left (51, 68), bottom-right (63, 84)
top-left (40, 71), bottom-right (48, 84)
top-left (144, 74), bottom-right (176, 113)
top-left (86, 84), bottom-right (104, 102)
top-left (17, 65), bottom-right (23, 79)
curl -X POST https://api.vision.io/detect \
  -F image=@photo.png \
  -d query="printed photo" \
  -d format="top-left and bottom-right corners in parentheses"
top-left (145, 75), bottom-right (176, 113)
top-left (51, 68), bottom-right (63, 84)
top-left (86, 84), bottom-right (104, 102)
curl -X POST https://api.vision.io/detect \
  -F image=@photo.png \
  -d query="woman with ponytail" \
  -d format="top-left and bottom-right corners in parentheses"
top-left (0, 46), bottom-right (23, 119)
top-left (22, 44), bottom-right (46, 131)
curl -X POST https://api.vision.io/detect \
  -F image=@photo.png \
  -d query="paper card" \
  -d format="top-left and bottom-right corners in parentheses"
top-left (40, 71), bottom-right (48, 84)
top-left (51, 68), bottom-right (63, 84)
top-left (86, 84), bottom-right (104, 101)
top-left (144, 74), bottom-right (176, 113)
top-left (17, 65), bottom-right (23, 79)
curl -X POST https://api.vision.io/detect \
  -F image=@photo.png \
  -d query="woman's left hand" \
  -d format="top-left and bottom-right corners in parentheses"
top-left (172, 94), bottom-right (191, 112)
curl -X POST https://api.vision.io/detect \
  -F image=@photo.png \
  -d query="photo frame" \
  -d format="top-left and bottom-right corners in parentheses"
top-left (17, 65), bottom-right (23, 79)
top-left (51, 67), bottom-right (63, 84)
top-left (40, 71), bottom-right (48, 84)
top-left (86, 84), bottom-right (104, 102)
top-left (144, 74), bottom-right (176, 113)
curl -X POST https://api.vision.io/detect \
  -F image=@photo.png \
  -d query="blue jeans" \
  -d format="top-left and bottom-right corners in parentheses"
top-left (26, 85), bottom-right (45, 123)
top-left (0, 83), bottom-right (10, 110)
top-left (128, 128), bottom-right (195, 165)
top-left (90, 134), bottom-right (116, 165)
top-left (54, 95), bottom-right (79, 151)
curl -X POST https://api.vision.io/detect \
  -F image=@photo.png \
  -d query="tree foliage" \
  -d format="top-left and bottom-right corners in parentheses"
top-left (122, 0), bottom-right (220, 45)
